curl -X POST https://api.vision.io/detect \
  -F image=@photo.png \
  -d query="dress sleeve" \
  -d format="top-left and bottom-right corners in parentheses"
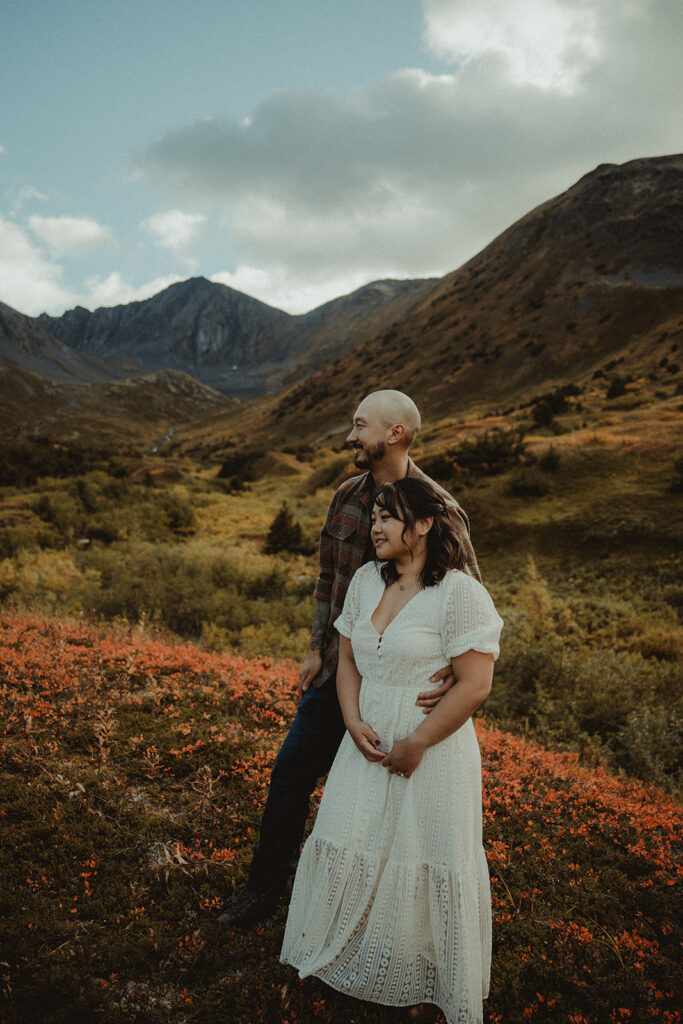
top-left (334, 564), bottom-right (368, 639)
top-left (440, 571), bottom-right (503, 660)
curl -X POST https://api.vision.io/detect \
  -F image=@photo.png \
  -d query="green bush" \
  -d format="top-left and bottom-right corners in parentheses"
top-left (264, 503), bottom-right (310, 555)
top-left (417, 453), bottom-right (455, 482)
top-left (33, 492), bottom-right (85, 541)
top-left (538, 446), bottom-right (560, 471)
top-left (507, 468), bottom-right (551, 497)
top-left (451, 428), bottom-right (526, 476)
top-left (217, 450), bottom-right (265, 483)
top-left (488, 563), bottom-right (681, 792)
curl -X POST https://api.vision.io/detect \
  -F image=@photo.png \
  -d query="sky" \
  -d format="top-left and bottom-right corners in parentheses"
top-left (1, 0), bottom-right (682, 317)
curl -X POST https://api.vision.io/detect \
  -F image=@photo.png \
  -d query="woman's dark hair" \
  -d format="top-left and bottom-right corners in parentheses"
top-left (373, 477), bottom-right (468, 588)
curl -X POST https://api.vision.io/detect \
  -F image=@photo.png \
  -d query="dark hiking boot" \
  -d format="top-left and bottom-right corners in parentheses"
top-left (216, 887), bottom-right (279, 928)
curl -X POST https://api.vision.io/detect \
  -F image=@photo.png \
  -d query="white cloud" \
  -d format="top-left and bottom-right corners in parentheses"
top-left (210, 266), bottom-right (375, 314)
top-left (0, 216), bottom-right (77, 315)
top-left (140, 208), bottom-right (207, 256)
top-left (137, 0), bottom-right (682, 310)
top-left (0, 216), bottom-right (183, 317)
top-left (11, 186), bottom-right (49, 210)
top-left (83, 271), bottom-right (184, 309)
top-left (423, 0), bottom-right (602, 92)
top-left (28, 214), bottom-right (117, 258)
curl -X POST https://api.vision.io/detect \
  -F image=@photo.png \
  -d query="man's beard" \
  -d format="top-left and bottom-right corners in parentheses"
top-left (353, 441), bottom-right (386, 467)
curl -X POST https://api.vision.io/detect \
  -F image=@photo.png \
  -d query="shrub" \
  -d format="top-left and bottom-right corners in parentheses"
top-left (160, 491), bottom-right (196, 535)
top-left (606, 376), bottom-right (628, 399)
top-left (264, 503), bottom-right (309, 555)
top-left (507, 469), bottom-right (551, 497)
top-left (418, 453), bottom-right (456, 482)
top-left (33, 492), bottom-right (85, 541)
top-left (538, 446), bottom-right (560, 471)
top-left (451, 428), bottom-right (526, 476)
top-left (217, 450), bottom-right (265, 483)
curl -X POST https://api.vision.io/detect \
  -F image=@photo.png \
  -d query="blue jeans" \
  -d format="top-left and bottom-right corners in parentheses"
top-left (246, 674), bottom-right (346, 897)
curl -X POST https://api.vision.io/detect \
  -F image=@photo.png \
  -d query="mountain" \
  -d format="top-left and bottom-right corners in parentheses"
top-left (0, 301), bottom-right (133, 384)
top-left (0, 361), bottom-right (236, 444)
top-left (35, 276), bottom-right (437, 398)
top-left (203, 154), bottom-right (683, 447)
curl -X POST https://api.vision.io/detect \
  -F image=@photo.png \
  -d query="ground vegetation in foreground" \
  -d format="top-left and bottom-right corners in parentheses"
top-left (1, 614), bottom-right (680, 1024)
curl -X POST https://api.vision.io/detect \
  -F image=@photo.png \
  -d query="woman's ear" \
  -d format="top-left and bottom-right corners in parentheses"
top-left (416, 516), bottom-right (433, 536)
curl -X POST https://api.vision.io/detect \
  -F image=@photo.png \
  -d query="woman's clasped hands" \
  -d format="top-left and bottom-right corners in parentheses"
top-left (347, 720), bottom-right (425, 779)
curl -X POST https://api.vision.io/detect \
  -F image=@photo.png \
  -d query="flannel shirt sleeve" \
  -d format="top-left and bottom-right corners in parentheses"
top-left (333, 564), bottom-right (366, 639)
top-left (448, 503), bottom-right (481, 583)
top-left (313, 491), bottom-right (339, 604)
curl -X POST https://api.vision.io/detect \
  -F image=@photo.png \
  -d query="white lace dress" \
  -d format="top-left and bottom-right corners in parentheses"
top-left (280, 563), bottom-right (503, 1024)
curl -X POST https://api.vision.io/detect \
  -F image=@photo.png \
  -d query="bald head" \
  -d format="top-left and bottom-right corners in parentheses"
top-left (357, 390), bottom-right (421, 449)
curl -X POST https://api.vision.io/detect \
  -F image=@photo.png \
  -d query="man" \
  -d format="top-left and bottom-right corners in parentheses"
top-left (219, 389), bottom-right (480, 927)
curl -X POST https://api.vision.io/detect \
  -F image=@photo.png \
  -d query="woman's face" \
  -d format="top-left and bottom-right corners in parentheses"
top-left (371, 501), bottom-right (419, 560)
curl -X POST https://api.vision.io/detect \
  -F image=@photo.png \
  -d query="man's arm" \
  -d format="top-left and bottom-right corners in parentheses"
top-left (298, 599), bottom-right (331, 697)
top-left (309, 597), bottom-right (331, 653)
top-left (298, 490), bottom-right (339, 696)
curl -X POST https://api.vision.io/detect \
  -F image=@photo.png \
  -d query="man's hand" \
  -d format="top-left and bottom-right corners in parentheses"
top-left (348, 720), bottom-right (386, 763)
top-left (298, 649), bottom-right (323, 698)
top-left (415, 664), bottom-right (456, 714)
top-left (381, 734), bottom-right (426, 778)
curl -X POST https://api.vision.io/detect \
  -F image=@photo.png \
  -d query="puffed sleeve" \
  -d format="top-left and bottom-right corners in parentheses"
top-left (334, 563), bottom-right (371, 639)
top-left (440, 570), bottom-right (504, 660)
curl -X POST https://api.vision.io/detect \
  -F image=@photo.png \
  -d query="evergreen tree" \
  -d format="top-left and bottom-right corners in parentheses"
top-left (264, 502), bottom-right (307, 554)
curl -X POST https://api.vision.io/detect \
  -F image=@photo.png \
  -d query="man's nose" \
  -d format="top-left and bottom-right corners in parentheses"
top-left (346, 429), bottom-right (357, 443)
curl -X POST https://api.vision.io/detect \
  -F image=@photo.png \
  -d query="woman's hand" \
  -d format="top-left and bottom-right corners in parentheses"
top-left (381, 734), bottom-right (426, 778)
top-left (348, 720), bottom-right (386, 763)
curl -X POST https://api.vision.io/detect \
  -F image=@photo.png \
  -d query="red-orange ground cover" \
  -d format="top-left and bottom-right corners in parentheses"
top-left (1, 613), bottom-right (680, 1023)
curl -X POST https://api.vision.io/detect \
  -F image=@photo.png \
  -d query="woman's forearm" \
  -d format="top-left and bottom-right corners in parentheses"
top-left (411, 651), bottom-right (493, 750)
top-left (336, 636), bottom-right (363, 728)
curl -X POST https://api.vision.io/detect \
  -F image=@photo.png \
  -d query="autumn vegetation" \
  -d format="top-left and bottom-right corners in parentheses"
top-left (1, 384), bottom-right (681, 1022)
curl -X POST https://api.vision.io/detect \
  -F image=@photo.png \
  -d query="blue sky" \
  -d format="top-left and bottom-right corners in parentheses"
top-left (1, 0), bottom-right (681, 316)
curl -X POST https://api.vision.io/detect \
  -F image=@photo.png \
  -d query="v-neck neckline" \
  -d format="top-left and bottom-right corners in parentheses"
top-left (369, 581), bottom-right (424, 637)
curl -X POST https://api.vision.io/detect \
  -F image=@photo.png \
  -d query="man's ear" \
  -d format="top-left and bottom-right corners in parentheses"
top-left (387, 422), bottom-right (407, 446)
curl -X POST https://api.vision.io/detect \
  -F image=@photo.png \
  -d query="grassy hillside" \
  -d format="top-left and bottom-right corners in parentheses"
top-left (1, 613), bottom-right (680, 1024)
top-left (1, 390), bottom-right (681, 792)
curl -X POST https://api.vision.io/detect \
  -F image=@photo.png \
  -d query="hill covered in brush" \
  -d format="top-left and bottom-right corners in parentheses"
top-left (1, 613), bottom-right (680, 1024)
top-left (187, 154), bottom-right (682, 451)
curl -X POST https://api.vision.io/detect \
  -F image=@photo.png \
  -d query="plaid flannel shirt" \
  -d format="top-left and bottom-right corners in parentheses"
top-left (312, 458), bottom-right (481, 687)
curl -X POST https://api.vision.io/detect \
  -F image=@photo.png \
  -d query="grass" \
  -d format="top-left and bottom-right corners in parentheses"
top-left (1, 613), bottom-right (680, 1024)
top-left (1, 393), bottom-right (681, 1022)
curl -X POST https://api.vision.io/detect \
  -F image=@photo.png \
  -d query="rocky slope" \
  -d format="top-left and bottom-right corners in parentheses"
top-left (33, 276), bottom-right (436, 397)
top-left (211, 154), bottom-right (683, 446)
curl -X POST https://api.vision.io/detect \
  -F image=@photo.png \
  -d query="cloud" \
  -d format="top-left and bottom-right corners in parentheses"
top-left (423, 0), bottom-right (602, 92)
top-left (210, 266), bottom-right (376, 314)
top-left (83, 271), bottom-right (185, 309)
top-left (28, 215), bottom-right (117, 258)
top-left (0, 216), bottom-right (77, 315)
top-left (137, 0), bottom-right (682, 307)
top-left (140, 209), bottom-right (207, 257)
top-left (11, 186), bottom-right (49, 210)
top-left (0, 216), bottom-right (183, 316)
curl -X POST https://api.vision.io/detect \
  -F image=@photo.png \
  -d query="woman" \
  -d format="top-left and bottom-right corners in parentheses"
top-left (280, 478), bottom-right (503, 1024)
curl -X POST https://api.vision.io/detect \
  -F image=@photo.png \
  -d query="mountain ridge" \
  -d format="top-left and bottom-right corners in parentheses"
top-left (29, 275), bottom-right (437, 397)
top-left (181, 153), bottom-right (683, 449)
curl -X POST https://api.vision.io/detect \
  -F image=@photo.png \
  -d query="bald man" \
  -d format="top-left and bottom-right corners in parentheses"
top-left (219, 390), bottom-right (480, 928)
